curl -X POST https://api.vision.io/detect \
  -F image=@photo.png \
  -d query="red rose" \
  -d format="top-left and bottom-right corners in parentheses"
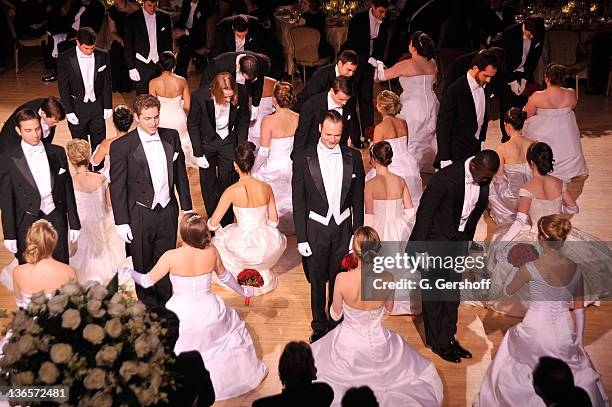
top-left (341, 253), bottom-right (358, 271)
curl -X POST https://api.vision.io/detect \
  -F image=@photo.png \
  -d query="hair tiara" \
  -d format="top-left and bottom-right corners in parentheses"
top-left (186, 214), bottom-right (202, 223)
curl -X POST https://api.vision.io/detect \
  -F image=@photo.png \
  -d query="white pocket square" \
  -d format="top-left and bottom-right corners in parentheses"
top-left (161, 26), bottom-right (166, 31)
top-left (58, 168), bottom-right (66, 175)
top-left (490, 93), bottom-right (495, 98)
top-left (535, 42), bottom-right (541, 48)
top-left (351, 173), bottom-right (356, 178)
top-left (173, 152), bottom-right (179, 161)
top-left (97, 65), bottom-right (106, 72)
top-left (196, 11), bottom-right (201, 18)
top-left (347, 114), bottom-right (351, 120)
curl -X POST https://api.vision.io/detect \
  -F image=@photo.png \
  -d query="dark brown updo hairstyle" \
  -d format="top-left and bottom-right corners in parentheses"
top-left (370, 140), bottom-right (393, 167)
top-left (410, 30), bottom-right (436, 60)
top-left (179, 212), bottom-right (211, 249)
top-left (527, 142), bottom-right (554, 175)
top-left (545, 63), bottom-right (567, 87)
top-left (234, 141), bottom-right (256, 173)
top-left (504, 107), bottom-right (528, 131)
top-left (273, 81), bottom-right (295, 109)
top-left (538, 214), bottom-right (572, 249)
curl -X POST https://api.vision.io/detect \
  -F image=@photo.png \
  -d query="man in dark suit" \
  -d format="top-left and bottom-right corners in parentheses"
top-left (188, 72), bottom-right (249, 226)
top-left (341, 0), bottom-right (390, 142)
top-left (124, 0), bottom-right (173, 94)
top-left (57, 28), bottom-right (112, 158)
top-left (499, 16), bottom-right (545, 141)
top-left (442, 47), bottom-right (506, 95)
top-left (173, 0), bottom-right (215, 77)
top-left (469, 0), bottom-right (515, 48)
top-left (215, 14), bottom-right (262, 55)
top-left (409, 150), bottom-right (499, 362)
top-left (110, 95), bottom-right (192, 308)
top-left (0, 97), bottom-right (66, 152)
top-left (0, 109), bottom-right (81, 264)
top-left (435, 51), bottom-right (498, 169)
top-left (293, 76), bottom-right (358, 156)
top-left (292, 110), bottom-right (365, 343)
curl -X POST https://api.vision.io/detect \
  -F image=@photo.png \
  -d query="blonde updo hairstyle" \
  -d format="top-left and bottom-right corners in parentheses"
top-left (352, 226), bottom-right (381, 264)
top-left (273, 81), bottom-right (296, 108)
top-left (537, 214), bottom-right (572, 249)
top-left (376, 90), bottom-right (402, 116)
top-left (66, 139), bottom-right (92, 168)
top-left (24, 220), bottom-right (58, 264)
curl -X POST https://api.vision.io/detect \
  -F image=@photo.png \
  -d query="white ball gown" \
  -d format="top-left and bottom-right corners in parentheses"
top-left (158, 95), bottom-right (197, 167)
top-left (248, 96), bottom-right (275, 149)
top-left (523, 107), bottom-right (588, 182)
top-left (212, 206), bottom-right (287, 295)
top-left (398, 75), bottom-right (439, 173)
top-left (165, 273), bottom-right (268, 400)
top-left (365, 137), bottom-right (423, 208)
top-left (364, 199), bottom-right (420, 315)
top-left (311, 302), bottom-right (443, 407)
top-left (476, 262), bottom-right (609, 407)
top-left (489, 163), bottom-right (532, 224)
top-left (485, 186), bottom-right (612, 317)
top-left (253, 136), bottom-right (295, 234)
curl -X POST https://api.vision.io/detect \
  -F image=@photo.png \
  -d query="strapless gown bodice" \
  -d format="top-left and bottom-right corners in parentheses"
top-left (489, 163), bottom-right (533, 224)
top-left (157, 94), bottom-right (197, 167)
top-left (399, 74), bottom-right (436, 95)
top-left (248, 97), bottom-right (275, 148)
top-left (169, 273), bottom-right (212, 298)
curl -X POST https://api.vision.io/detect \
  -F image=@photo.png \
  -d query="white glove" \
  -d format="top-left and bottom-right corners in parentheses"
top-left (103, 109), bottom-right (113, 120)
top-left (374, 61), bottom-right (387, 81)
top-left (574, 308), bottom-right (585, 346)
top-left (480, 141), bottom-right (485, 150)
top-left (66, 113), bottom-right (79, 125)
top-left (298, 242), bottom-right (312, 257)
top-left (196, 155), bottom-right (210, 169)
top-left (367, 57), bottom-right (379, 68)
top-left (3, 240), bottom-right (17, 254)
top-left (250, 105), bottom-right (259, 121)
top-left (206, 218), bottom-right (221, 231)
top-left (562, 205), bottom-right (579, 215)
top-left (330, 304), bottom-right (343, 321)
top-left (129, 68), bottom-right (141, 82)
top-left (519, 79), bottom-right (527, 94)
top-left (69, 229), bottom-right (80, 243)
top-left (509, 80), bottom-right (524, 96)
top-left (403, 207), bottom-right (415, 219)
top-left (218, 269), bottom-right (252, 297)
top-left (266, 219), bottom-right (279, 228)
top-left (440, 160), bottom-right (452, 169)
top-left (117, 267), bottom-right (154, 288)
top-left (252, 146), bottom-right (269, 172)
top-left (501, 211), bottom-right (528, 242)
top-left (115, 224), bottom-right (133, 243)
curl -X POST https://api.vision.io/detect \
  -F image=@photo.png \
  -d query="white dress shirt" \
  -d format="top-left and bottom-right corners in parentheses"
top-left (186, 1), bottom-right (197, 29)
top-left (458, 157), bottom-right (480, 232)
top-left (235, 54), bottom-right (247, 85)
top-left (144, 9), bottom-right (159, 63)
top-left (76, 46), bottom-right (96, 102)
top-left (327, 90), bottom-right (343, 116)
top-left (214, 101), bottom-right (230, 139)
top-left (71, 6), bottom-right (86, 31)
top-left (368, 8), bottom-right (382, 55)
top-left (317, 140), bottom-right (343, 224)
top-left (515, 34), bottom-right (531, 73)
top-left (466, 71), bottom-right (485, 140)
top-left (21, 141), bottom-right (55, 215)
top-left (38, 109), bottom-right (51, 139)
top-left (137, 127), bottom-right (170, 208)
top-left (235, 34), bottom-right (246, 52)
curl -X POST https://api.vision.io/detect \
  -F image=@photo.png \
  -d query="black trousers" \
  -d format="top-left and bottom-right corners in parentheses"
top-left (68, 99), bottom-right (106, 159)
top-left (304, 217), bottom-right (351, 331)
top-left (16, 209), bottom-right (69, 264)
top-left (198, 144), bottom-right (235, 226)
top-left (499, 82), bottom-right (528, 142)
top-left (130, 200), bottom-right (178, 308)
top-left (357, 62), bottom-right (375, 131)
top-left (133, 60), bottom-right (160, 95)
top-left (42, 37), bottom-right (75, 71)
top-left (175, 34), bottom-right (204, 78)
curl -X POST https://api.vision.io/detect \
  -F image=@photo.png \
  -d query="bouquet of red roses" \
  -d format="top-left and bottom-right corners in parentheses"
top-left (507, 243), bottom-right (540, 268)
top-left (341, 253), bottom-right (359, 271)
top-left (237, 268), bottom-right (264, 305)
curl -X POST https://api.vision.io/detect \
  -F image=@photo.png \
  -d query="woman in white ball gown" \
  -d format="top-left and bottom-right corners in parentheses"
top-left (311, 227), bottom-right (443, 407)
top-left (120, 213), bottom-right (267, 400)
top-left (476, 215), bottom-right (608, 407)
top-left (208, 141), bottom-right (287, 295)
top-left (252, 81), bottom-right (299, 234)
top-left (248, 76), bottom-right (277, 149)
top-left (364, 141), bottom-right (419, 315)
top-left (372, 31), bottom-right (439, 173)
top-left (365, 90), bottom-right (423, 208)
top-left (489, 108), bottom-right (535, 224)
top-left (149, 51), bottom-right (197, 168)
top-left (523, 63), bottom-right (588, 184)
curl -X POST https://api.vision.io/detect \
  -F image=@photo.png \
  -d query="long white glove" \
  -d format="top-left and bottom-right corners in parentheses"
top-left (367, 57), bottom-right (379, 68)
top-left (115, 224), bottom-right (133, 243)
top-left (206, 218), bottom-right (221, 231)
top-left (66, 113), bottom-right (79, 125)
top-left (103, 109), bottom-right (113, 120)
top-left (480, 141), bottom-right (485, 151)
top-left (250, 105), bottom-right (259, 121)
top-left (503, 266), bottom-right (519, 296)
top-left (69, 229), bottom-right (80, 243)
top-left (129, 68), bottom-right (141, 82)
top-left (298, 242), bottom-right (312, 257)
top-left (403, 207), bottom-right (415, 219)
top-left (196, 155), bottom-right (210, 169)
top-left (500, 212), bottom-right (528, 242)
top-left (217, 270), bottom-right (254, 297)
top-left (562, 205), bottom-right (579, 215)
top-left (574, 308), bottom-right (585, 346)
top-left (330, 304), bottom-right (343, 321)
top-left (266, 219), bottom-right (279, 228)
top-left (440, 160), bottom-right (452, 169)
top-left (252, 146), bottom-right (269, 173)
top-left (118, 267), bottom-right (154, 288)
top-left (3, 240), bottom-right (17, 254)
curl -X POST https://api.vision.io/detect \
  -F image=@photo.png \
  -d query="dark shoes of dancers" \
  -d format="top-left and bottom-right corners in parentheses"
top-left (42, 73), bottom-right (57, 82)
top-left (431, 339), bottom-right (473, 363)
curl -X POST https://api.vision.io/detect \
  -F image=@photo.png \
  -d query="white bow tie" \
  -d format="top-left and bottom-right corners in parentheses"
top-left (30, 145), bottom-right (45, 155)
top-left (143, 135), bottom-right (161, 143)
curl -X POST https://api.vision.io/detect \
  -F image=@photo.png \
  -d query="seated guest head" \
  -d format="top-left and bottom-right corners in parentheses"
top-left (273, 81), bottom-right (295, 109)
top-left (537, 214), bottom-right (572, 250)
top-left (279, 341), bottom-right (317, 387)
top-left (76, 27), bottom-right (96, 56)
top-left (66, 139), bottom-right (92, 170)
top-left (341, 386), bottom-right (379, 407)
top-left (179, 212), bottom-right (211, 249)
top-left (544, 63), bottom-right (567, 87)
top-left (318, 110), bottom-right (343, 149)
top-left (211, 72), bottom-right (238, 105)
top-left (470, 150), bottom-right (500, 185)
top-left (371, 0), bottom-right (390, 20)
top-left (302, 0), bottom-right (320, 13)
top-left (14, 108), bottom-right (42, 146)
top-left (409, 31), bottom-right (436, 60)
top-left (523, 15), bottom-right (546, 41)
top-left (158, 51), bottom-right (177, 73)
top-left (469, 50), bottom-right (498, 86)
top-left (526, 142), bottom-right (554, 175)
top-left (24, 220), bottom-right (58, 264)
top-left (337, 50), bottom-right (358, 78)
top-left (234, 141), bottom-right (256, 174)
top-left (239, 55), bottom-right (259, 81)
top-left (376, 90), bottom-right (401, 117)
top-left (133, 94), bottom-right (161, 135)
top-left (330, 76), bottom-right (352, 108)
top-left (232, 15), bottom-right (249, 39)
top-left (142, 0), bottom-right (158, 15)
top-left (40, 96), bottom-right (66, 128)
top-left (503, 107), bottom-right (527, 134)
top-left (369, 140), bottom-right (393, 168)
top-left (533, 356), bottom-right (591, 406)
top-left (113, 105), bottom-right (134, 134)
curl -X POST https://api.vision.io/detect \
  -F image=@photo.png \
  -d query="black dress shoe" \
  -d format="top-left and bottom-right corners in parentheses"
top-left (469, 242), bottom-right (484, 252)
top-left (431, 346), bottom-right (461, 363)
top-left (450, 339), bottom-right (472, 359)
top-left (309, 328), bottom-right (328, 343)
top-left (42, 74), bottom-right (57, 82)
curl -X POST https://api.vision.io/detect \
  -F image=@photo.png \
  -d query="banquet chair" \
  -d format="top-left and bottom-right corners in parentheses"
top-left (2, 1), bottom-right (43, 74)
top-left (542, 30), bottom-right (588, 99)
top-left (290, 26), bottom-right (330, 84)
